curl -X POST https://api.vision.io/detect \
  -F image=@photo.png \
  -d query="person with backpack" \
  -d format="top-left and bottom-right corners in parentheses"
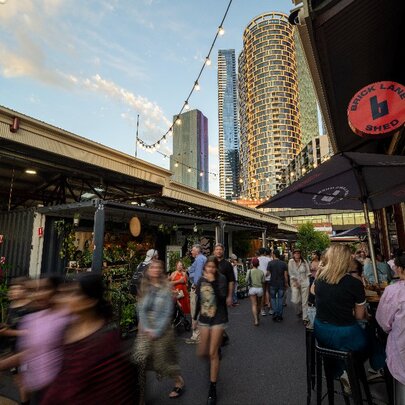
top-left (130, 249), bottom-right (159, 296)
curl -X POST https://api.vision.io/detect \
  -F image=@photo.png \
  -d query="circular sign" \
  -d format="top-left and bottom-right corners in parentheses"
top-left (129, 216), bottom-right (141, 237)
top-left (312, 186), bottom-right (349, 206)
top-left (347, 81), bottom-right (405, 137)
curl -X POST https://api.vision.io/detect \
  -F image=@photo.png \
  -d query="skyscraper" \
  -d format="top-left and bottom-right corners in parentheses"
top-left (170, 109), bottom-right (209, 192)
top-left (238, 12), bottom-right (302, 200)
top-left (218, 49), bottom-right (240, 200)
top-left (295, 32), bottom-right (319, 145)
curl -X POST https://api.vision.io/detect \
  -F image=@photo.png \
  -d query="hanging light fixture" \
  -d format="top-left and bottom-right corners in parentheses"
top-left (218, 26), bottom-right (225, 36)
top-left (205, 57), bottom-right (212, 66)
top-left (184, 101), bottom-right (190, 110)
top-left (194, 81), bottom-right (200, 91)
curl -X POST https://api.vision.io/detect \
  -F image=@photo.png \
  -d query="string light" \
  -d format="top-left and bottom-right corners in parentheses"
top-left (199, 171), bottom-right (204, 177)
top-left (174, 162), bottom-right (179, 167)
top-left (187, 167), bottom-right (192, 173)
top-left (136, 0), bottom-right (233, 151)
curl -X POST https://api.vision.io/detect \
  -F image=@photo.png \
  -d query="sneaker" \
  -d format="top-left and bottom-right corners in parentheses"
top-left (269, 309), bottom-right (274, 315)
top-left (340, 371), bottom-right (351, 395)
top-left (185, 338), bottom-right (199, 345)
top-left (261, 310), bottom-right (267, 316)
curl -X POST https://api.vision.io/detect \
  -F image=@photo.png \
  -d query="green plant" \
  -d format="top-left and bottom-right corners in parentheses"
top-left (168, 251), bottom-right (181, 273)
top-left (295, 222), bottom-right (330, 259)
top-left (54, 220), bottom-right (76, 261)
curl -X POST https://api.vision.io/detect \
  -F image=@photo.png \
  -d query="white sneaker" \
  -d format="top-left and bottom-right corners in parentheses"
top-left (339, 371), bottom-right (351, 395)
top-left (269, 309), bottom-right (274, 315)
top-left (261, 310), bottom-right (267, 316)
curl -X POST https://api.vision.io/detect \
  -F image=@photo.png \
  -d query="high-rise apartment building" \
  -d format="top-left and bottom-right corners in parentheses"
top-left (295, 32), bottom-right (319, 145)
top-left (218, 49), bottom-right (240, 200)
top-left (278, 135), bottom-right (332, 191)
top-left (170, 109), bottom-right (209, 192)
top-left (239, 12), bottom-right (302, 200)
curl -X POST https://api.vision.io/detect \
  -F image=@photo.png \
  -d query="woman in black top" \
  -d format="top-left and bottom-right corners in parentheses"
top-left (193, 256), bottom-right (227, 405)
top-left (314, 244), bottom-right (368, 354)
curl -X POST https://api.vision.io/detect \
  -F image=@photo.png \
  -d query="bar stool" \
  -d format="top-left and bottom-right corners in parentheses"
top-left (305, 327), bottom-right (316, 405)
top-left (315, 345), bottom-right (373, 405)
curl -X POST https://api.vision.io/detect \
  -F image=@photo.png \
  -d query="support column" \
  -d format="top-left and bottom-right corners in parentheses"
top-left (262, 229), bottom-right (267, 248)
top-left (215, 221), bottom-right (225, 245)
top-left (394, 203), bottom-right (405, 251)
top-left (91, 201), bottom-right (105, 273)
top-left (376, 208), bottom-right (390, 258)
top-left (29, 212), bottom-right (46, 278)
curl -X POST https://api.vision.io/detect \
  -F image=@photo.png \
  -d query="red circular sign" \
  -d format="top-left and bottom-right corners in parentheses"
top-left (347, 81), bottom-right (405, 137)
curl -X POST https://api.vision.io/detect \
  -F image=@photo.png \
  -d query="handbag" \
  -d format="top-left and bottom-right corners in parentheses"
top-left (176, 289), bottom-right (185, 299)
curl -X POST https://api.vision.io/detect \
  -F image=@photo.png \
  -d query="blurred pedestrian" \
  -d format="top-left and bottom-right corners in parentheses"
top-left (170, 260), bottom-right (190, 314)
top-left (229, 254), bottom-right (239, 306)
top-left (364, 253), bottom-right (392, 285)
top-left (213, 243), bottom-right (235, 346)
top-left (288, 249), bottom-right (311, 325)
top-left (41, 274), bottom-right (137, 404)
top-left (186, 244), bottom-right (207, 344)
top-left (194, 256), bottom-right (228, 405)
top-left (246, 257), bottom-right (265, 326)
top-left (0, 277), bottom-right (71, 405)
top-left (133, 260), bottom-right (184, 402)
top-left (130, 248), bottom-right (158, 296)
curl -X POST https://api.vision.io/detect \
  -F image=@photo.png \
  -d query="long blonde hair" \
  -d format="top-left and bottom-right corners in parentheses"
top-left (317, 244), bottom-right (352, 284)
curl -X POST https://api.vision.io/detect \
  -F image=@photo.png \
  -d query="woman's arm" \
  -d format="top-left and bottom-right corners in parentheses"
top-left (354, 303), bottom-right (367, 320)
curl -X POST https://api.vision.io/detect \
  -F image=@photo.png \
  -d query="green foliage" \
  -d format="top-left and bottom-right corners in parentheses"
top-left (54, 220), bottom-right (77, 261)
top-left (168, 251), bottom-right (181, 273)
top-left (295, 222), bottom-right (330, 259)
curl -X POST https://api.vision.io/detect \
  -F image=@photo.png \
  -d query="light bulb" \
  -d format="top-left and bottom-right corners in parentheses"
top-left (199, 171), bottom-right (203, 177)
top-left (194, 81), bottom-right (200, 91)
top-left (187, 167), bottom-right (192, 173)
top-left (151, 147), bottom-right (156, 152)
top-left (239, 179), bottom-right (243, 183)
top-left (205, 57), bottom-right (211, 66)
top-left (184, 101), bottom-right (190, 110)
top-left (266, 177), bottom-right (270, 182)
top-left (162, 137), bottom-right (167, 144)
top-left (218, 26), bottom-right (225, 36)
top-left (168, 128), bottom-right (173, 136)
top-left (156, 142), bottom-right (161, 149)
top-left (174, 162), bottom-right (179, 168)
top-left (176, 117), bottom-right (182, 125)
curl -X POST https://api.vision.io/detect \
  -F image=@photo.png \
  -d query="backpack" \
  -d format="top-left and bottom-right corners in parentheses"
top-left (130, 262), bottom-right (149, 295)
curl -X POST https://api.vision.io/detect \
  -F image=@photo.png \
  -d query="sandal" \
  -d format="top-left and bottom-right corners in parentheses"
top-left (169, 386), bottom-right (185, 399)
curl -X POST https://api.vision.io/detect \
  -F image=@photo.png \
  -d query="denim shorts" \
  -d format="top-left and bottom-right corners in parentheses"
top-left (248, 287), bottom-right (264, 297)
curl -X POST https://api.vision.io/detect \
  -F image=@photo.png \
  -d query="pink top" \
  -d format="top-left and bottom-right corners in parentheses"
top-left (376, 280), bottom-right (405, 385)
top-left (18, 309), bottom-right (72, 391)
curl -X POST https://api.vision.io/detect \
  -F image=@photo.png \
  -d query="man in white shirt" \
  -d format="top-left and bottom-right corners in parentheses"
top-left (257, 248), bottom-right (273, 316)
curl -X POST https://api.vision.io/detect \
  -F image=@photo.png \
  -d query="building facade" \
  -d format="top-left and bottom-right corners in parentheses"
top-left (295, 31), bottom-right (319, 145)
top-left (218, 49), bottom-right (240, 200)
top-left (278, 135), bottom-right (331, 191)
top-left (170, 109), bottom-right (209, 192)
top-left (239, 12), bottom-right (302, 200)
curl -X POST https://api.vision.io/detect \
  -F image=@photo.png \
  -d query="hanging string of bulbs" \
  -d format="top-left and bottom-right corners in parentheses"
top-left (137, 0), bottom-right (233, 165)
top-left (154, 149), bottom-right (218, 177)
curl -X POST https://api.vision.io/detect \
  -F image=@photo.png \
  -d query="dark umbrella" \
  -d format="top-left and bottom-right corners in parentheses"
top-left (335, 225), bottom-right (376, 239)
top-left (258, 152), bottom-right (405, 283)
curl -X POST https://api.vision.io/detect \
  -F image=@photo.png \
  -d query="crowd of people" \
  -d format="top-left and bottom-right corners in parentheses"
top-left (0, 243), bottom-right (404, 404)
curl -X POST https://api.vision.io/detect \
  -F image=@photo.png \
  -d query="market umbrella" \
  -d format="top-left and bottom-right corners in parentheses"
top-left (258, 152), bottom-right (405, 283)
top-left (335, 225), bottom-right (376, 239)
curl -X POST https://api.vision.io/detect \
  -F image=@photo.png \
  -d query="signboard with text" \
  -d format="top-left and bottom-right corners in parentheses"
top-left (347, 81), bottom-right (405, 137)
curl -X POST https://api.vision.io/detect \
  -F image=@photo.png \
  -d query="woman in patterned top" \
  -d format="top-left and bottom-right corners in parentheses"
top-left (194, 256), bottom-right (228, 405)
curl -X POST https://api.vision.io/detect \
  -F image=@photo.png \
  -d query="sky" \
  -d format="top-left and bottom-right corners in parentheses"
top-left (0, 0), bottom-right (293, 195)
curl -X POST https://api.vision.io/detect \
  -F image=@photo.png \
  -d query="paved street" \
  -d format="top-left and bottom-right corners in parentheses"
top-left (146, 295), bottom-right (308, 405)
